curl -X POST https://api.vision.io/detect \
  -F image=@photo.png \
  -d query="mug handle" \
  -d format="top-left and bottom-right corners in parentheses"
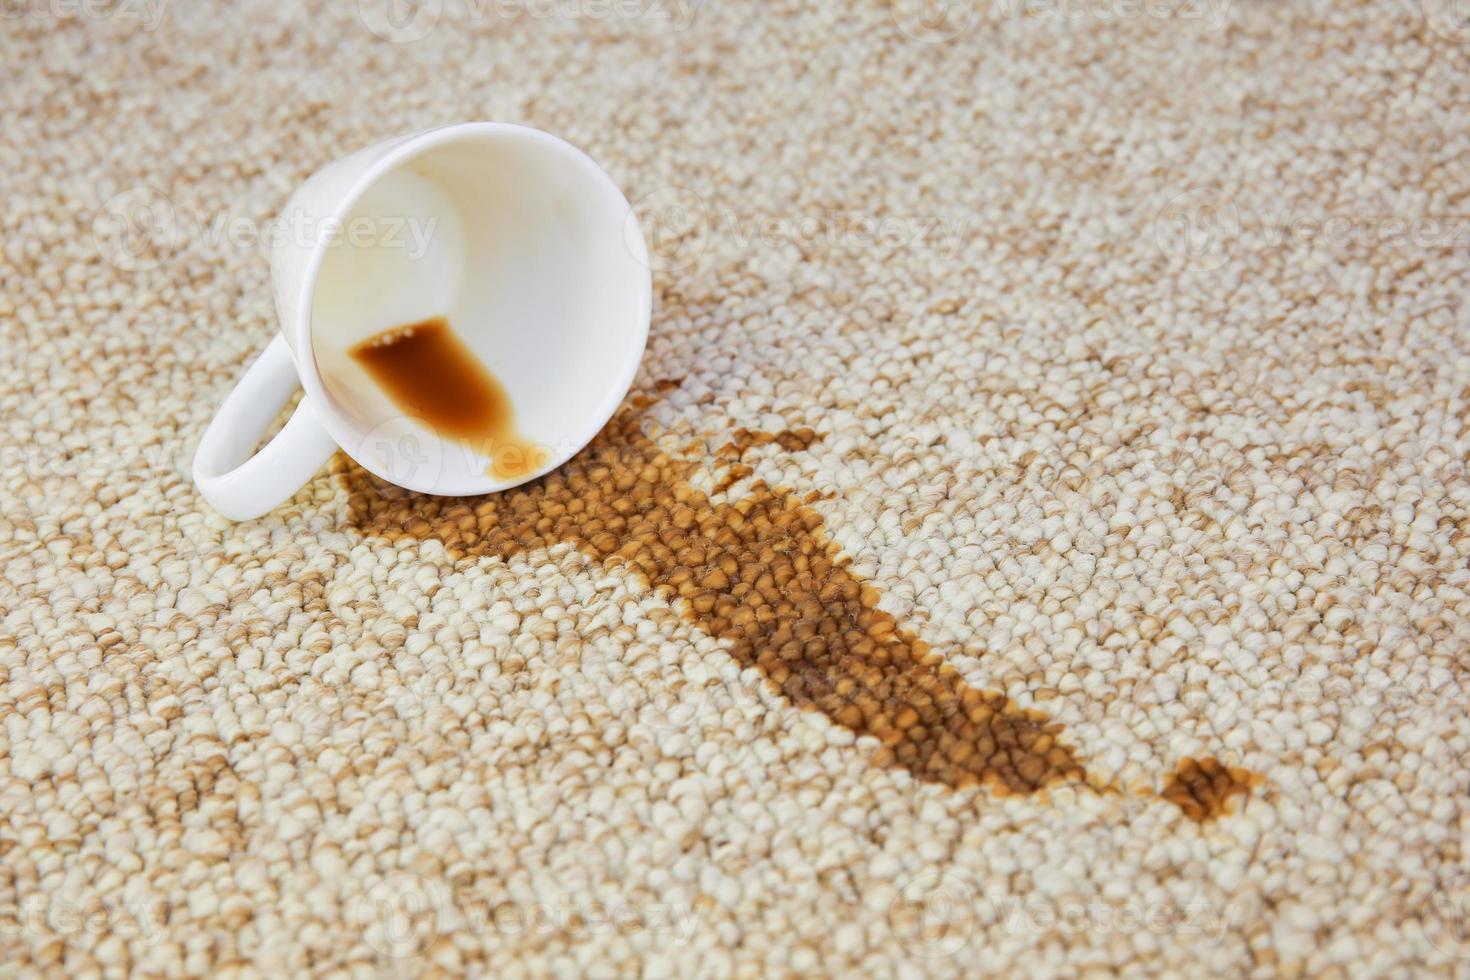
top-left (192, 335), bottom-right (339, 521)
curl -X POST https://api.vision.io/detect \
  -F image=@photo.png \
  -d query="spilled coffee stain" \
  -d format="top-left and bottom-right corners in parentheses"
top-left (719, 427), bottom-right (820, 456)
top-left (340, 384), bottom-right (1087, 793)
top-left (1161, 757), bottom-right (1261, 822)
top-left (710, 427), bottom-right (819, 493)
top-left (350, 317), bottom-right (549, 480)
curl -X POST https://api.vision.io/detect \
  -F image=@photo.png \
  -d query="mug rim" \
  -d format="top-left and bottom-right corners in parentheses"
top-left (290, 121), bottom-right (652, 497)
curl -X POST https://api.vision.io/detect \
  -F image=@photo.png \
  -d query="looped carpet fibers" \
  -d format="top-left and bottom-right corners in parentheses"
top-left (5, 0), bottom-right (1470, 975)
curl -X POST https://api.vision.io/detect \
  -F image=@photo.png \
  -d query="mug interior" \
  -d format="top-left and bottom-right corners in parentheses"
top-left (309, 126), bottom-right (649, 496)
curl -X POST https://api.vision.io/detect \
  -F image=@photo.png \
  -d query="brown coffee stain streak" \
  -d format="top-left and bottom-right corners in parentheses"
top-left (1161, 757), bottom-right (1262, 822)
top-left (718, 427), bottom-right (820, 457)
top-left (710, 427), bottom-right (819, 493)
top-left (339, 388), bottom-right (1086, 793)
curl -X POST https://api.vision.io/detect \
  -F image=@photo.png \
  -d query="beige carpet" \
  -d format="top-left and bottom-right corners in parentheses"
top-left (6, 0), bottom-right (1470, 974)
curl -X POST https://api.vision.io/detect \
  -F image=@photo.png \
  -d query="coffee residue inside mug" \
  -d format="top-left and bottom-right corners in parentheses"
top-left (349, 316), bottom-right (548, 480)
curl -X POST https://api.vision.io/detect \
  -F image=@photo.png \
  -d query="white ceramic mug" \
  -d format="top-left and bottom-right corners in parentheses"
top-left (193, 122), bottom-right (652, 521)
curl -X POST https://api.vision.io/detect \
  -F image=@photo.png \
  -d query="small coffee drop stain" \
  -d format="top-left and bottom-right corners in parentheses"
top-left (1160, 757), bottom-right (1262, 822)
top-left (349, 316), bottom-right (548, 481)
top-left (340, 385), bottom-right (1088, 794)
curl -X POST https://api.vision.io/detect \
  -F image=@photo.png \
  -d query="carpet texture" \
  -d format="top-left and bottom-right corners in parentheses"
top-left (5, 0), bottom-right (1470, 975)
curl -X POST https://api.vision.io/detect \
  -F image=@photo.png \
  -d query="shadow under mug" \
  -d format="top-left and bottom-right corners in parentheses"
top-left (193, 121), bottom-right (652, 521)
